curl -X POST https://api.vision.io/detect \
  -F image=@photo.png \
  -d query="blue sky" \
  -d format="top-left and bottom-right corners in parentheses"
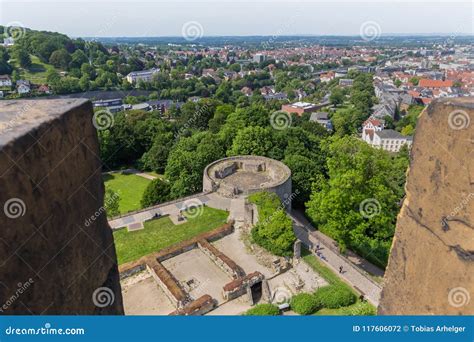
top-left (0, 0), bottom-right (473, 37)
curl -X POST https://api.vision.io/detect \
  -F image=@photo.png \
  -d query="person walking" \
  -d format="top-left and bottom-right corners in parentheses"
top-left (339, 265), bottom-right (343, 274)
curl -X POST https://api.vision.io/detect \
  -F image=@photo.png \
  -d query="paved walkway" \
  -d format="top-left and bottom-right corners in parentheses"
top-left (289, 211), bottom-right (382, 307)
top-left (108, 192), bottom-right (231, 230)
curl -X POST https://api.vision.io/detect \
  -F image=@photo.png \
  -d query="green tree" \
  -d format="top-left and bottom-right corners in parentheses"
top-left (329, 87), bottom-right (344, 107)
top-left (290, 293), bottom-right (320, 315)
top-left (140, 130), bottom-right (174, 173)
top-left (248, 192), bottom-right (295, 257)
top-left (15, 48), bottom-right (32, 68)
top-left (305, 136), bottom-right (409, 268)
top-left (165, 132), bottom-right (225, 198)
top-left (104, 188), bottom-right (120, 218)
top-left (49, 49), bottom-right (72, 69)
top-left (283, 154), bottom-right (324, 208)
top-left (141, 179), bottom-right (171, 208)
top-left (400, 124), bottom-right (414, 136)
top-left (244, 304), bottom-right (279, 316)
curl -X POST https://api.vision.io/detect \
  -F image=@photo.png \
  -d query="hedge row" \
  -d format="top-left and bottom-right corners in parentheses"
top-left (244, 303), bottom-right (280, 316)
top-left (291, 285), bottom-right (357, 315)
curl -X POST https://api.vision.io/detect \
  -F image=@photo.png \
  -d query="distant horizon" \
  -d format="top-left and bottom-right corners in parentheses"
top-left (77, 33), bottom-right (474, 38)
top-left (1, 1), bottom-right (472, 38)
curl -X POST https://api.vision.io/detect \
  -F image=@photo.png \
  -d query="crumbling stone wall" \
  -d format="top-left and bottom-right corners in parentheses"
top-left (0, 99), bottom-right (123, 314)
top-left (379, 98), bottom-right (473, 315)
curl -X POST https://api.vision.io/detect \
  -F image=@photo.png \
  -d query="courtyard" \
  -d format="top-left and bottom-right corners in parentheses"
top-left (113, 206), bottom-right (229, 264)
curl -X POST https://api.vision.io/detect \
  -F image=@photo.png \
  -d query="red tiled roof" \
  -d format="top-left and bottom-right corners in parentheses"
top-left (419, 79), bottom-right (453, 88)
top-left (364, 118), bottom-right (382, 127)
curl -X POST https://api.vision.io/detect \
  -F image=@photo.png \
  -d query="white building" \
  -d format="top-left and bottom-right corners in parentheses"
top-left (362, 118), bottom-right (384, 143)
top-left (16, 80), bottom-right (31, 94)
top-left (369, 129), bottom-right (413, 152)
top-left (0, 75), bottom-right (12, 87)
top-left (2, 37), bottom-right (15, 47)
top-left (126, 68), bottom-right (160, 84)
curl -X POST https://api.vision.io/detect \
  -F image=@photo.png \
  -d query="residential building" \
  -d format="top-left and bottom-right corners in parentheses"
top-left (93, 98), bottom-right (123, 108)
top-left (281, 102), bottom-right (319, 116)
top-left (0, 75), bottom-right (12, 87)
top-left (126, 68), bottom-right (160, 83)
top-left (2, 37), bottom-right (14, 47)
top-left (253, 53), bottom-right (266, 64)
top-left (263, 92), bottom-right (287, 101)
top-left (309, 112), bottom-right (333, 131)
top-left (338, 79), bottom-right (353, 87)
top-left (361, 118), bottom-right (384, 143)
top-left (16, 80), bottom-right (31, 94)
top-left (418, 79), bottom-right (453, 89)
top-left (369, 129), bottom-right (413, 152)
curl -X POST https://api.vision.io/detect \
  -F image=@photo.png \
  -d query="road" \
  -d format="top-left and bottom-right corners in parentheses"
top-left (289, 210), bottom-right (383, 307)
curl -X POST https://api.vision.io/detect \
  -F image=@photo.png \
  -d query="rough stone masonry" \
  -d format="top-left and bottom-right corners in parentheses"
top-left (0, 99), bottom-right (123, 314)
top-left (379, 97), bottom-right (474, 315)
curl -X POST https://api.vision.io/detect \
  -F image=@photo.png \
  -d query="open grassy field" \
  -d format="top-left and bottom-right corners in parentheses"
top-left (11, 55), bottom-right (60, 84)
top-left (113, 207), bottom-right (229, 264)
top-left (103, 173), bottom-right (151, 214)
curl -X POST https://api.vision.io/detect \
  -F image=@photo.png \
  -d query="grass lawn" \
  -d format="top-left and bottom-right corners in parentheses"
top-left (301, 248), bottom-right (376, 315)
top-left (113, 207), bottom-right (229, 264)
top-left (11, 55), bottom-right (61, 84)
top-left (103, 173), bottom-right (151, 214)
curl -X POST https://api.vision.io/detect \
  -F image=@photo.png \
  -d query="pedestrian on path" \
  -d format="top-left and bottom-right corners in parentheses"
top-left (339, 265), bottom-right (343, 274)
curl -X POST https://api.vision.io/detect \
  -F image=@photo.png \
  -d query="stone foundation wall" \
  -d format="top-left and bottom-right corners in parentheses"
top-left (146, 258), bottom-right (189, 309)
top-left (197, 239), bottom-right (245, 279)
top-left (222, 271), bottom-right (265, 301)
top-left (169, 295), bottom-right (216, 316)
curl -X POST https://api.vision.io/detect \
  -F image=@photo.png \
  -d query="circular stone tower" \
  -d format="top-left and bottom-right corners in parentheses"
top-left (203, 155), bottom-right (292, 210)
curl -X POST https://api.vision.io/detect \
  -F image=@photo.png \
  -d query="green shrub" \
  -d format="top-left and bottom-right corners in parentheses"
top-left (290, 293), bottom-right (320, 315)
top-left (314, 285), bottom-right (357, 309)
top-left (339, 301), bottom-right (376, 316)
top-left (244, 303), bottom-right (280, 316)
top-left (248, 192), bottom-right (295, 257)
top-left (140, 179), bottom-right (171, 208)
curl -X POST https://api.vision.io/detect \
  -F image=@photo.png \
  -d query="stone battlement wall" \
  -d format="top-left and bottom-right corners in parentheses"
top-left (0, 99), bottom-right (123, 314)
top-left (379, 97), bottom-right (474, 315)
